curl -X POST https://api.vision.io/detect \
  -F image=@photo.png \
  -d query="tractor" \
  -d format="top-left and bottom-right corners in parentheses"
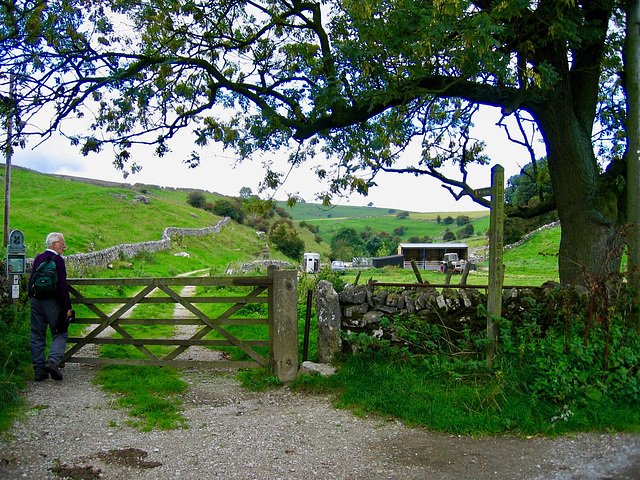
top-left (439, 253), bottom-right (467, 274)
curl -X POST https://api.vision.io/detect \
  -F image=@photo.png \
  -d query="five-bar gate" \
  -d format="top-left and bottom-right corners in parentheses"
top-left (63, 268), bottom-right (299, 381)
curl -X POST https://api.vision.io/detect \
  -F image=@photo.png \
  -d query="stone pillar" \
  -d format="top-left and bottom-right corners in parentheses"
top-left (268, 267), bottom-right (299, 381)
top-left (315, 280), bottom-right (342, 363)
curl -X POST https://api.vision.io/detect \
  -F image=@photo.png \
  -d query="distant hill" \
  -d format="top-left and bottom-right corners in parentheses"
top-left (2, 165), bottom-right (230, 257)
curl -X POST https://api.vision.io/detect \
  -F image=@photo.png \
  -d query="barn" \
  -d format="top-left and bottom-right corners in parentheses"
top-left (397, 242), bottom-right (469, 270)
top-left (371, 254), bottom-right (404, 268)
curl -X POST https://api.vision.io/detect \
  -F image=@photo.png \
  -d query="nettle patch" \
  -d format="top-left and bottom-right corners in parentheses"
top-left (322, 281), bottom-right (640, 407)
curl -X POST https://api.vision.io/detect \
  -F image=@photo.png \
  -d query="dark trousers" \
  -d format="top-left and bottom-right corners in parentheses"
top-left (30, 297), bottom-right (68, 374)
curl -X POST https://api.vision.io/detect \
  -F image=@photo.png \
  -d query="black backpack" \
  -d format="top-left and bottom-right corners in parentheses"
top-left (31, 256), bottom-right (58, 299)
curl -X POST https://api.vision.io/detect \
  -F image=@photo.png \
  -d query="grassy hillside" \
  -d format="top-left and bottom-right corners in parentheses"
top-left (7, 167), bottom-right (225, 257)
top-left (3, 166), bottom-right (332, 268)
top-left (275, 201), bottom-right (406, 220)
top-left (306, 212), bottom-right (490, 245)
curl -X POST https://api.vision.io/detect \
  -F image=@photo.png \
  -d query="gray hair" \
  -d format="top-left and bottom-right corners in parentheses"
top-left (45, 232), bottom-right (64, 248)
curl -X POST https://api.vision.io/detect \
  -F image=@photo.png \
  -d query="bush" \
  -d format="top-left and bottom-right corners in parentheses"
top-left (318, 285), bottom-right (640, 435)
top-left (186, 191), bottom-right (207, 209)
top-left (455, 215), bottom-right (471, 226)
top-left (457, 223), bottom-right (474, 239)
top-left (213, 198), bottom-right (245, 223)
top-left (269, 219), bottom-right (304, 260)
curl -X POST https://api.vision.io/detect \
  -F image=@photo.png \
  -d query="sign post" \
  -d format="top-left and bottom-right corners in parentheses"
top-left (6, 229), bottom-right (26, 304)
top-left (475, 165), bottom-right (505, 368)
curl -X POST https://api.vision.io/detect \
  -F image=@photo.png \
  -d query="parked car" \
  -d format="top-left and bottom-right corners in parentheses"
top-left (331, 260), bottom-right (346, 274)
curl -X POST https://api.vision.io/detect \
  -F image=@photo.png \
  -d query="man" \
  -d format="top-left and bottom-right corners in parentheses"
top-left (28, 232), bottom-right (72, 381)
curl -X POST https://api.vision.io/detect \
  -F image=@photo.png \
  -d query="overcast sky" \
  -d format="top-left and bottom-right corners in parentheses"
top-left (12, 107), bottom-right (541, 213)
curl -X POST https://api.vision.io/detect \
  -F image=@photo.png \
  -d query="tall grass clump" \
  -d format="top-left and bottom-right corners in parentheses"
top-left (0, 306), bottom-right (31, 431)
top-left (95, 365), bottom-right (188, 431)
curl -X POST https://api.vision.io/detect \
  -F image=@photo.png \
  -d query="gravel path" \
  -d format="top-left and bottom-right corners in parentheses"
top-left (2, 283), bottom-right (640, 480)
top-left (1, 362), bottom-right (640, 480)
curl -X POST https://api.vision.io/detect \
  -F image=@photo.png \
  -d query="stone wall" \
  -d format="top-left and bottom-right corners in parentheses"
top-left (315, 280), bottom-right (563, 362)
top-left (27, 217), bottom-right (231, 270)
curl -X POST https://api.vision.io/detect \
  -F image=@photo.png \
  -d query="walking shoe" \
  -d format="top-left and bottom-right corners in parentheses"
top-left (34, 372), bottom-right (49, 381)
top-left (45, 361), bottom-right (63, 381)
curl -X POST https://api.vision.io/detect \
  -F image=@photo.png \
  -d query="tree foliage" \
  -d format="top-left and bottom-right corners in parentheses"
top-left (330, 227), bottom-right (367, 261)
top-left (212, 198), bottom-right (245, 223)
top-left (0, 0), bottom-right (629, 285)
top-left (457, 223), bottom-right (474, 239)
top-left (505, 159), bottom-right (553, 207)
top-left (268, 219), bottom-right (304, 260)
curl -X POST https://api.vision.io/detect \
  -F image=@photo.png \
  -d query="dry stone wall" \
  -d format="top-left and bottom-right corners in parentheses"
top-left (315, 280), bottom-right (565, 362)
top-left (27, 217), bottom-right (231, 270)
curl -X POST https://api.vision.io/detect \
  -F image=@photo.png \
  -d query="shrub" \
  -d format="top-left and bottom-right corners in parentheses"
top-left (186, 191), bottom-right (207, 209)
top-left (457, 223), bottom-right (474, 239)
top-left (213, 198), bottom-right (245, 223)
top-left (456, 215), bottom-right (471, 226)
top-left (0, 307), bottom-right (30, 431)
top-left (269, 219), bottom-right (304, 260)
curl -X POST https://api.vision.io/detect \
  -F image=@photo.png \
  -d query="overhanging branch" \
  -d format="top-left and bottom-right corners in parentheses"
top-left (378, 165), bottom-right (492, 209)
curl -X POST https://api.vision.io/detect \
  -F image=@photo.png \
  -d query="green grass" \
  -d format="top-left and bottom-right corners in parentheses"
top-left (95, 365), bottom-right (188, 431)
top-left (308, 213), bottom-right (489, 245)
top-left (276, 201), bottom-right (408, 221)
top-left (0, 309), bottom-right (30, 432)
top-left (9, 167), bottom-right (224, 258)
top-left (286, 351), bottom-right (640, 436)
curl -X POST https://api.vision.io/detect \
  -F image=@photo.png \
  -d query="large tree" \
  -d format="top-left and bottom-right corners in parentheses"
top-left (0, 0), bottom-right (628, 286)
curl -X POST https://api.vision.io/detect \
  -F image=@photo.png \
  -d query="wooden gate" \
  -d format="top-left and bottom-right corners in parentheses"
top-left (63, 268), bottom-right (299, 381)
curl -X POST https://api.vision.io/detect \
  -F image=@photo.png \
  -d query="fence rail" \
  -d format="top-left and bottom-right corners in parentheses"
top-left (368, 280), bottom-right (555, 292)
top-left (63, 268), bottom-right (299, 381)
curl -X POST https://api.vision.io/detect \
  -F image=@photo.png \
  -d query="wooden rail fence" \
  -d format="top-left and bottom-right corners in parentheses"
top-left (63, 268), bottom-right (299, 381)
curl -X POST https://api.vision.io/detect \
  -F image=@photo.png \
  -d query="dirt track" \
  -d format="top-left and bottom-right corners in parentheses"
top-left (1, 360), bottom-right (640, 480)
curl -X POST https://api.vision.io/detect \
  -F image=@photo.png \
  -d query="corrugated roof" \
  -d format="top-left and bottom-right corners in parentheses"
top-left (399, 243), bottom-right (468, 249)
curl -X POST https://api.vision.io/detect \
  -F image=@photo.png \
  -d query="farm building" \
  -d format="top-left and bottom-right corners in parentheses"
top-left (397, 243), bottom-right (469, 270)
top-left (372, 254), bottom-right (404, 268)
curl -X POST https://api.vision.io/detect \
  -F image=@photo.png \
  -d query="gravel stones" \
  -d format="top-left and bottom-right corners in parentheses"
top-left (1, 362), bottom-right (640, 480)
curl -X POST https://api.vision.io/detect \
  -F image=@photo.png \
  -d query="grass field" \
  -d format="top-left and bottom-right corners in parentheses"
top-left (4, 165), bottom-right (561, 284)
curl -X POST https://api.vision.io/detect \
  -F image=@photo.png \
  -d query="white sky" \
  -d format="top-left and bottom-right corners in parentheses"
top-left (12, 107), bottom-right (542, 213)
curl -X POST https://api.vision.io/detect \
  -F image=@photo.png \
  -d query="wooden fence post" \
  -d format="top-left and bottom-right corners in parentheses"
top-left (487, 165), bottom-right (505, 368)
top-left (268, 267), bottom-right (299, 381)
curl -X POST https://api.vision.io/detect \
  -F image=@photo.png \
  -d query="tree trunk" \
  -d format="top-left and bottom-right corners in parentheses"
top-left (625, 0), bottom-right (640, 330)
top-left (534, 98), bottom-right (623, 287)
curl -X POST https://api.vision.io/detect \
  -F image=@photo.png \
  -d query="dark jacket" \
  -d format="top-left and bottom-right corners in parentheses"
top-left (28, 250), bottom-right (72, 311)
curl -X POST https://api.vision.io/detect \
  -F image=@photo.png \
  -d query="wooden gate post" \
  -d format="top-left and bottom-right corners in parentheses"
top-left (268, 267), bottom-right (299, 381)
top-left (486, 165), bottom-right (505, 368)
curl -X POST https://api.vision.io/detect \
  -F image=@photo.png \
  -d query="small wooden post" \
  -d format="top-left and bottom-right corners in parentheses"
top-left (486, 165), bottom-right (505, 368)
top-left (460, 260), bottom-right (471, 285)
top-left (268, 267), bottom-right (299, 381)
top-left (410, 260), bottom-right (424, 283)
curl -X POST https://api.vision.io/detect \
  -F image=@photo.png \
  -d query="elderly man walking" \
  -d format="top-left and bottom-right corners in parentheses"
top-left (28, 232), bottom-right (72, 381)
